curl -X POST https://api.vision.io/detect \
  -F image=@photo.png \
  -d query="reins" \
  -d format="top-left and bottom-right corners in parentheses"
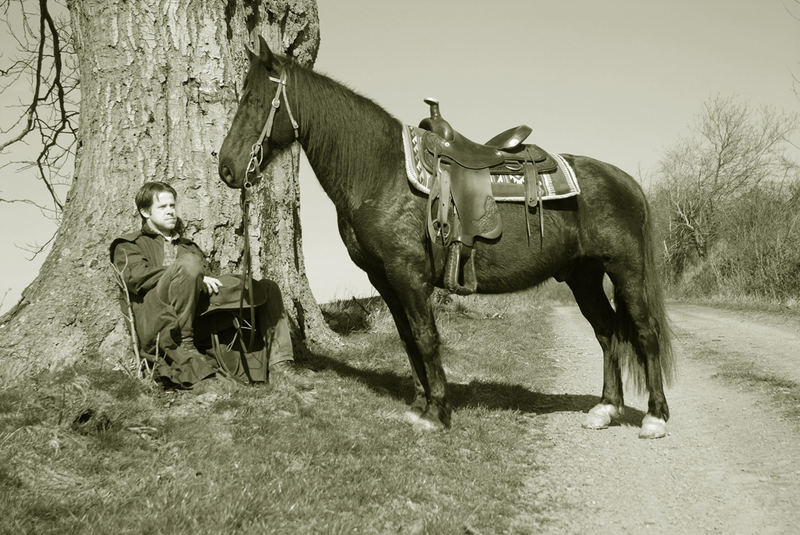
top-left (237, 183), bottom-right (257, 349)
top-left (237, 68), bottom-right (299, 349)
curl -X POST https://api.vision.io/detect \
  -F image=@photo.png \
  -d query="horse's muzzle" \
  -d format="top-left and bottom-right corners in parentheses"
top-left (218, 163), bottom-right (241, 189)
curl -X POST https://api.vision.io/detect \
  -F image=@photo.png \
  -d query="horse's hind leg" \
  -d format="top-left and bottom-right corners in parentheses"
top-left (566, 263), bottom-right (623, 429)
top-left (611, 273), bottom-right (671, 439)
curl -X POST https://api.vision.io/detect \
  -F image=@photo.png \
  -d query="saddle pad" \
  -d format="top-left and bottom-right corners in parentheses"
top-left (402, 125), bottom-right (580, 202)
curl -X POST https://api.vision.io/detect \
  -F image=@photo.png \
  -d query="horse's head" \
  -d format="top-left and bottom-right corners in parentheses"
top-left (218, 33), bottom-right (299, 189)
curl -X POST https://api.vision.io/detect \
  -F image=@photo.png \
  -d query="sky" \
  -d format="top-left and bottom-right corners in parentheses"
top-left (2, 0), bottom-right (799, 313)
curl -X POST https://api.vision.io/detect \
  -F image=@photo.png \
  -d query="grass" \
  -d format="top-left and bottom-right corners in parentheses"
top-left (8, 278), bottom-right (789, 533)
top-left (667, 291), bottom-right (800, 318)
top-left (1, 286), bottom-right (575, 534)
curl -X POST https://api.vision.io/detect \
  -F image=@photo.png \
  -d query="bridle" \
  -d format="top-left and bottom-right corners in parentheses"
top-left (237, 68), bottom-right (299, 348)
top-left (243, 69), bottom-right (299, 184)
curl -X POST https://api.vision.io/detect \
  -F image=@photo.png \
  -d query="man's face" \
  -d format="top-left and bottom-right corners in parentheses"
top-left (141, 192), bottom-right (177, 234)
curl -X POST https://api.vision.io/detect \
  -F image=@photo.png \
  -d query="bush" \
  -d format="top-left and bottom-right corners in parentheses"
top-left (661, 182), bottom-right (800, 301)
top-left (649, 96), bottom-right (800, 303)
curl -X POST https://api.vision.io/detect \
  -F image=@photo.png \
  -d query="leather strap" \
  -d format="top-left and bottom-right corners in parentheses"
top-left (239, 69), bottom-right (300, 350)
top-left (437, 159), bottom-right (452, 245)
top-left (266, 71), bottom-right (299, 140)
top-left (427, 144), bottom-right (454, 246)
top-left (238, 185), bottom-right (257, 349)
top-left (250, 70), bottom-right (298, 171)
top-left (523, 162), bottom-right (532, 246)
top-left (525, 147), bottom-right (544, 249)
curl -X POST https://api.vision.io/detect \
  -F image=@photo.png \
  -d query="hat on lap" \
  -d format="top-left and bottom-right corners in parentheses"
top-left (200, 274), bottom-right (268, 315)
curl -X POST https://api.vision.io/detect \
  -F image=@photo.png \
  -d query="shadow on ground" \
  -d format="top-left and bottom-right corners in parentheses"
top-left (302, 352), bottom-right (645, 424)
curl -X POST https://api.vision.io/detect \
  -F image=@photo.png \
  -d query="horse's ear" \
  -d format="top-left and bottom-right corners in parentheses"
top-left (245, 29), bottom-right (259, 60)
top-left (245, 30), bottom-right (273, 68)
top-left (257, 35), bottom-right (273, 67)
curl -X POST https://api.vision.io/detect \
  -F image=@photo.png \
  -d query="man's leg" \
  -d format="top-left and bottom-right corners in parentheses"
top-left (155, 254), bottom-right (205, 348)
top-left (255, 279), bottom-right (312, 382)
top-left (137, 254), bottom-right (214, 387)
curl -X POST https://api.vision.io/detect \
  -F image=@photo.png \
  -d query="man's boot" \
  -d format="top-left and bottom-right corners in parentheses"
top-left (162, 338), bottom-right (216, 388)
top-left (269, 360), bottom-right (314, 388)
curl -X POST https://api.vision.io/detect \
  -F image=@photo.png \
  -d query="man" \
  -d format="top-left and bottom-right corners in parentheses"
top-left (110, 181), bottom-right (309, 388)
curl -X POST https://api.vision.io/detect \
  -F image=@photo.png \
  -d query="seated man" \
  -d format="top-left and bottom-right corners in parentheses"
top-left (110, 180), bottom-right (309, 388)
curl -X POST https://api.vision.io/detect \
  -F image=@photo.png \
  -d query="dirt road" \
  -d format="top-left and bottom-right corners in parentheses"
top-left (513, 303), bottom-right (800, 534)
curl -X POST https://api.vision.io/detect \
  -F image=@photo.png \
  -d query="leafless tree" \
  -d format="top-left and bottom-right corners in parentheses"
top-left (0, 0), bottom-right (78, 234)
top-left (655, 96), bottom-right (798, 272)
top-left (0, 0), bottom-right (335, 382)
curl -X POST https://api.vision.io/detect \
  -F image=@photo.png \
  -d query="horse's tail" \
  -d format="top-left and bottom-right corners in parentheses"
top-left (613, 195), bottom-right (675, 393)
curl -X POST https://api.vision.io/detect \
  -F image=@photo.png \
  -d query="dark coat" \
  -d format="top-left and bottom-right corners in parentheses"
top-left (109, 222), bottom-right (206, 298)
top-left (109, 223), bottom-right (288, 387)
top-left (109, 223), bottom-right (216, 386)
top-left (109, 223), bottom-right (206, 345)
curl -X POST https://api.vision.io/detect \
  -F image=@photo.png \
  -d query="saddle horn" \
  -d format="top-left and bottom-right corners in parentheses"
top-left (419, 97), bottom-right (454, 141)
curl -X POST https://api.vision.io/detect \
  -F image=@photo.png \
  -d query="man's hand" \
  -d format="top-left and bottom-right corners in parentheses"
top-left (203, 276), bottom-right (222, 294)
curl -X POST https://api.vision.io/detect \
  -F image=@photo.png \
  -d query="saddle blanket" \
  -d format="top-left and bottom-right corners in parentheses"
top-left (402, 125), bottom-right (580, 202)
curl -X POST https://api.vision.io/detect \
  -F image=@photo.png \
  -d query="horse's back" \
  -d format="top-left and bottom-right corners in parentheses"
top-left (469, 154), bottom-right (651, 293)
top-left (347, 150), bottom-right (650, 294)
top-left (562, 154), bottom-right (652, 262)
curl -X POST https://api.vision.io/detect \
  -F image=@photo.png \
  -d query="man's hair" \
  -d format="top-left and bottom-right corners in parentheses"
top-left (135, 181), bottom-right (177, 219)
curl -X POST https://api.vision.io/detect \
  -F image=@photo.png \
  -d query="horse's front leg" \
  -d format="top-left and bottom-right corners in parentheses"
top-left (384, 264), bottom-right (450, 430)
top-left (407, 304), bottom-right (449, 430)
top-left (370, 269), bottom-right (448, 428)
top-left (352, 208), bottom-right (448, 428)
top-left (367, 272), bottom-right (428, 416)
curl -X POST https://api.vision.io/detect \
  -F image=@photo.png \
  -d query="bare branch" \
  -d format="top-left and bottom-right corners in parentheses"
top-left (110, 255), bottom-right (147, 379)
top-left (1, 0), bottom-right (78, 215)
top-left (653, 95), bottom-right (799, 270)
top-left (783, 0), bottom-right (800, 21)
top-left (0, 18), bottom-right (44, 152)
top-left (0, 196), bottom-right (58, 217)
top-left (0, 288), bottom-right (10, 312)
top-left (15, 230), bottom-right (57, 260)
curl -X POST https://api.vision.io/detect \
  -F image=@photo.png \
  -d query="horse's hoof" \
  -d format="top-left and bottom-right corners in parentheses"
top-left (408, 400), bottom-right (426, 417)
top-left (403, 409), bottom-right (422, 425)
top-left (638, 415), bottom-right (667, 439)
top-left (411, 410), bottom-right (447, 432)
top-left (412, 417), bottom-right (441, 432)
top-left (582, 403), bottom-right (621, 429)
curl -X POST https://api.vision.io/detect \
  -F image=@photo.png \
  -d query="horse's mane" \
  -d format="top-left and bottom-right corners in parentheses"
top-left (280, 58), bottom-right (403, 206)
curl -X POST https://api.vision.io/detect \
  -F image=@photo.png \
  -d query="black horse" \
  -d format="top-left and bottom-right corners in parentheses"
top-left (219, 36), bottom-right (675, 438)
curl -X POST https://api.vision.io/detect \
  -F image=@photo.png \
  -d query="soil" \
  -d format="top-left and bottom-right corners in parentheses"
top-left (512, 303), bottom-right (800, 534)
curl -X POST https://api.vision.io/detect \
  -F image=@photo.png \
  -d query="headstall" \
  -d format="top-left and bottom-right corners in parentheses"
top-left (237, 69), bottom-right (299, 349)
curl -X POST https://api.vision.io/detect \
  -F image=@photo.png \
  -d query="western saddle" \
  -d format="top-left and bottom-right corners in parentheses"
top-left (418, 97), bottom-right (553, 295)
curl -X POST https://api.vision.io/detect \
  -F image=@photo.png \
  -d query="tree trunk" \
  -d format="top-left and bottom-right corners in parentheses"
top-left (0, 0), bottom-right (333, 385)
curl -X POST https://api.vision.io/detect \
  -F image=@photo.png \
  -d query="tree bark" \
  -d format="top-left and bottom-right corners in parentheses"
top-left (0, 0), bottom-right (332, 385)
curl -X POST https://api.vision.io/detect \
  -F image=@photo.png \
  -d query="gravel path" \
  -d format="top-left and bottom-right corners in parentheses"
top-left (512, 304), bottom-right (800, 534)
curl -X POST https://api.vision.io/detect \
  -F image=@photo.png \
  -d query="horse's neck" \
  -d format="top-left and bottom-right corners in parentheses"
top-left (291, 67), bottom-right (402, 215)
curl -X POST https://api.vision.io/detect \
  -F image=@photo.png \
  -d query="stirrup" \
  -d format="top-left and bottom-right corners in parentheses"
top-left (444, 242), bottom-right (477, 295)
